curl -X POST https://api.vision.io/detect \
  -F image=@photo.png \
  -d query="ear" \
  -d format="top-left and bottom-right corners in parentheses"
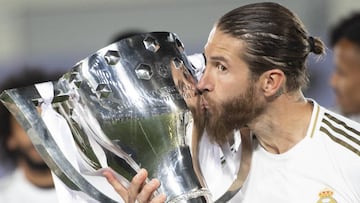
top-left (259, 69), bottom-right (285, 98)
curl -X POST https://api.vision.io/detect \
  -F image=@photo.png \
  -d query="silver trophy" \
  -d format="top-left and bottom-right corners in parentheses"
top-left (0, 32), bottom-right (212, 202)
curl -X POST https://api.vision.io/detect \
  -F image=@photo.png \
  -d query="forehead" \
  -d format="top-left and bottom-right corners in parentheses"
top-left (204, 26), bottom-right (246, 59)
top-left (334, 39), bottom-right (360, 64)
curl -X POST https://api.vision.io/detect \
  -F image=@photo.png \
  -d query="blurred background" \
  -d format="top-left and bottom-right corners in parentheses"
top-left (1, 0), bottom-right (360, 108)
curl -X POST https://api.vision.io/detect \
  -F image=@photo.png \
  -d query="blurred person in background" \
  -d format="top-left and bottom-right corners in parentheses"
top-left (329, 12), bottom-right (360, 122)
top-left (0, 68), bottom-right (62, 203)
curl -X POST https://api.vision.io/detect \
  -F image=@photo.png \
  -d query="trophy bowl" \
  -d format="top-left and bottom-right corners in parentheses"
top-left (0, 32), bottom-right (211, 203)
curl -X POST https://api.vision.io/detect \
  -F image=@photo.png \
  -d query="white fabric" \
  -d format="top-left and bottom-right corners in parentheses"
top-left (0, 168), bottom-right (58, 203)
top-left (198, 130), bottom-right (242, 201)
top-left (328, 106), bottom-right (360, 123)
top-left (347, 114), bottom-right (360, 123)
top-left (199, 101), bottom-right (360, 202)
top-left (35, 82), bottom-right (124, 203)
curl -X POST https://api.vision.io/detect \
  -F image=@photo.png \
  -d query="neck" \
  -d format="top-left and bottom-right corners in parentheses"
top-left (249, 93), bottom-right (313, 154)
top-left (19, 160), bottom-right (54, 189)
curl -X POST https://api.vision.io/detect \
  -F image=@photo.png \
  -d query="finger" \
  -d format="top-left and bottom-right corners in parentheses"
top-left (150, 193), bottom-right (167, 203)
top-left (103, 170), bottom-right (129, 201)
top-left (137, 179), bottom-right (161, 202)
top-left (128, 168), bottom-right (148, 202)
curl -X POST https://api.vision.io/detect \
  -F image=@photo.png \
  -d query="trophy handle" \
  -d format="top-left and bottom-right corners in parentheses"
top-left (0, 88), bottom-right (118, 203)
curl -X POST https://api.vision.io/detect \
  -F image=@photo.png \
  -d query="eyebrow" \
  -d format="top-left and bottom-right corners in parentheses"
top-left (208, 56), bottom-right (229, 63)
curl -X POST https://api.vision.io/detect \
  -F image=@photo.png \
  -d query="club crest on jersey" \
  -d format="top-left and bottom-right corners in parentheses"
top-left (317, 188), bottom-right (337, 203)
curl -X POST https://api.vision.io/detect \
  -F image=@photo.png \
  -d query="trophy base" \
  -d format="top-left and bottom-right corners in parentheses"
top-left (168, 188), bottom-right (212, 203)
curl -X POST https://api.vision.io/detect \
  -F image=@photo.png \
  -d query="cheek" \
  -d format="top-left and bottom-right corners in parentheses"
top-left (218, 79), bottom-right (244, 98)
top-left (335, 78), bottom-right (360, 109)
top-left (11, 128), bottom-right (33, 148)
top-left (334, 76), bottom-right (351, 94)
top-left (347, 78), bottom-right (360, 100)
top-left (7, 135), bottom-right (17, 150)
top-left (215, 87), bottom-right (240, 106)
top-left (342, 77), bottom-right (360, 94)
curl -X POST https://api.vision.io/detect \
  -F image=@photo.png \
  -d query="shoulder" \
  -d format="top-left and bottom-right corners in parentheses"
top-left (0, 169), bottom-right (22, 195)
top-left (317, 105), bottom-right (360, 158)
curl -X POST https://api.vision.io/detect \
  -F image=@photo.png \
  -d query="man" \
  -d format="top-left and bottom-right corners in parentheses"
top-left (105, 2), bottom-right (360, 202)
top-left (329, 13), bottom-right (360, 122)
top-left (0, 69), bottom-right (61, 203)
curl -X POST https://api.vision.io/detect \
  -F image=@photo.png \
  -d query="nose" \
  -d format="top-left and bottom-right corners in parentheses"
top-left (196, 67), bottom-right (213, 94)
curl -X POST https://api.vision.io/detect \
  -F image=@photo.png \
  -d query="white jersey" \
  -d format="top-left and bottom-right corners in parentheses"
top-left (348, 114), bottom-right (360, 123)
top-left (0, 168), bottom-right (58, 203)
top-left (199, 101), bottom-right (360, 202)
top-left (198, 130), bottom-right (242, 201)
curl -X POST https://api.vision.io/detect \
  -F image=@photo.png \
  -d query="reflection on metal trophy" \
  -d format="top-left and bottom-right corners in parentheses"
top-left (0, 32), bottom-right (212, 202)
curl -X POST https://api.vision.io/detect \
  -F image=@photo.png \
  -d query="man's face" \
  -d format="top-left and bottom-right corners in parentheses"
top-left (7, 116), bottom-right (45, 165)
top-left (330, 39), bottom-right (360, 115)
top-left (197, 27), bottom-right (265, 144)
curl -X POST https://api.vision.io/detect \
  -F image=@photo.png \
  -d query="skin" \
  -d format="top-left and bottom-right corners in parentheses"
top-left (103, 169), bottom-right (166, 203)
top-left (198, 27), bottom-right (263, 145)
top-left (199, 27), bottom-right (252, 109)
top-left (330, 38), bottom-right (360, 116)
top-left (105, 26), bottom-right (315, 201)
top-left (198, 26), bottom-right (313, 154)
top-left (7, 116), bottom-right (54, 188)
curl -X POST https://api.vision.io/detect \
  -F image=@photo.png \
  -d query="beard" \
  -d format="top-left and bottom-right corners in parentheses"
top-left (204, 84), bottom-right (265, 144)
top-left (14, 146), bottom-right (50, 172)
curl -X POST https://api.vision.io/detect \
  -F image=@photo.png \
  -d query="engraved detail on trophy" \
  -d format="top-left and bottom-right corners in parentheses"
top-left (175, 38), bottom-right (184, 52)
top-left (143, 36), bottom-right (160, 52)
top-left (135, 63), bottom-right (153, 80)
top-left (167, 33), bottom-right (175, 42)
top-left (104, 50), bottom-right (121, 66)
top-left (95, 84), bottom-right (112, 99)
top-left (69, 64), bottom-right (83, 88)
top-left (158, 64), bottom-right (170, 79)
